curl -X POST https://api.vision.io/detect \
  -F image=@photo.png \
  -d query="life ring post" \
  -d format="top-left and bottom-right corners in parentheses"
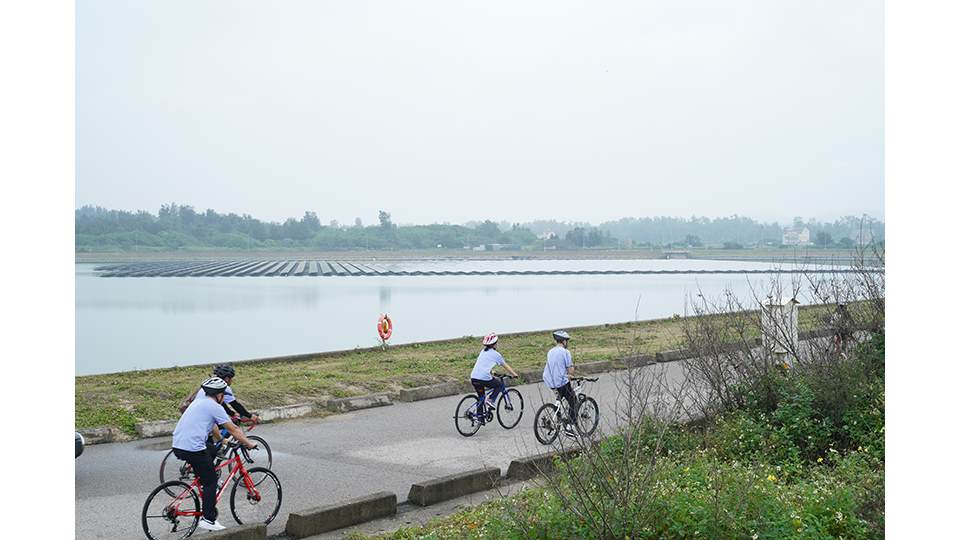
top-left (377, 313), bottom-right (394, 348)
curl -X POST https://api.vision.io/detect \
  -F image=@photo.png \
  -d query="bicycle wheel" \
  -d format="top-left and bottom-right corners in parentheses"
top-left (454, 394), bottom-right (482, 437)
top-left (230, 467), bottom-right (283, 525)
top-left (533, 403), bottom-right (560, 445)
top-left (160, 450), bottom-right (197, 497)
top-left (497, 388), bottom-right (524, 429)
top-left (242, 436), bottom-right (273, 486)
top-left (575, 396), bottom-right (600, 437)
top-left (142, 481), bottom-right (200, 540)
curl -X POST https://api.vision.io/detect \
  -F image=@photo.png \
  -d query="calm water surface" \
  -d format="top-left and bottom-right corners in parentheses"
top-left (76, 260), bottom-right (818, 375)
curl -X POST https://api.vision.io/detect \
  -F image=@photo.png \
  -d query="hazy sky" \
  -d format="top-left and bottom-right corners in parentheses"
top-left (76, 1), bottom-right (883, 225)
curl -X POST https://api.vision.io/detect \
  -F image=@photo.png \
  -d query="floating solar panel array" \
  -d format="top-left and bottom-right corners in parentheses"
top-left (93, 260), bottom-right (867, 277)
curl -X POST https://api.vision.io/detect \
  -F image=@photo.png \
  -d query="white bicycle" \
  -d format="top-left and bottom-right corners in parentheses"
top-left (533, 377), bottom-right (600, 444)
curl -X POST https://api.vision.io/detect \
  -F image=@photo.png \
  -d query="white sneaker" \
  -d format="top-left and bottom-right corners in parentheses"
top-left (198, 518), bottom-right (226, 531)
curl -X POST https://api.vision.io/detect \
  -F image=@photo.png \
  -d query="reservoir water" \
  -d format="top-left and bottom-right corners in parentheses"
top-left (76, 259), bottom-right (825, 375)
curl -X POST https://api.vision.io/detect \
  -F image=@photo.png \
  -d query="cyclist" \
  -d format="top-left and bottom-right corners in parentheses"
top-left (470, 333), bottom-right (519, 422)
top-left (191, 365), bottom-right (261, 456)
top-left (543, 330), bottom-right (577, 437)
top-left (171, 377), bottom-right (258, 532)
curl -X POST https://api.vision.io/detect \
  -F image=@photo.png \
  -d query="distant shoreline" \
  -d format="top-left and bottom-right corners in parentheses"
top-left (75, 247), bottom-right (863, 265)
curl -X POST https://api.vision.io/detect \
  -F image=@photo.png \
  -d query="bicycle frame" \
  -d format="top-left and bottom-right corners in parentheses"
top-left (547, 378), bottom-right (595, 421)
top-left (168, 447), bottom-right (262, 519)
top-left (468, 376), bottom-right (514, 417)
top-left (214, 416), bottom-right (258, 446)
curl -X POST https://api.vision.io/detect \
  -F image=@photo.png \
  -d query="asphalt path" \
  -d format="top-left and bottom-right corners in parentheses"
top-left (75, 361), bottom-right (686, 539)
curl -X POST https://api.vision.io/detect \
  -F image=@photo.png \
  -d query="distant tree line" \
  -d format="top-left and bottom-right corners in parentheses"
top-left (75, 204), bottom-right (883, 252)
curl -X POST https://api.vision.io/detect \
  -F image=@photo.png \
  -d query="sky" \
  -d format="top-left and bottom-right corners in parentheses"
top-left (76, 0), bottom-right (884, 226)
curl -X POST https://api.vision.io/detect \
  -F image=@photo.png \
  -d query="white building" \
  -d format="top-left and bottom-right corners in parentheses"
top-left (782, 227), bottom-right (811, 246)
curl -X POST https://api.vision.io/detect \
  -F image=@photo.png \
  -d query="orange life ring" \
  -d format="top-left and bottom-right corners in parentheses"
top-left (377, 314), bottom-right (393, 341)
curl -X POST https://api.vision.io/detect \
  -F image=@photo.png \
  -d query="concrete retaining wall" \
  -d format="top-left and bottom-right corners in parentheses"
top-left (284, 491), bottom-right (397, 538)
top-left (398, 381), bottom-right (462, 402)
top-left (407, 467), bottom-right (501, 506)
top-left (204, 523), bottom-right (266, 540)
top-left (327, 393), bottom-right (392, 413)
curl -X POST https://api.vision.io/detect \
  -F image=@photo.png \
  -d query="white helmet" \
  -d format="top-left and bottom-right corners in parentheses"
top-left (200, 377), bottom-right (228, 396)
top-left (552, 330), bottom-right (571, 342)
top-left (482, 333), bottom-right (499, 346)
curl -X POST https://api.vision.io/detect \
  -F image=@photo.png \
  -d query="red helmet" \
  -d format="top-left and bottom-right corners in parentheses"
top-left (482, 333), bottom-right (498, 346)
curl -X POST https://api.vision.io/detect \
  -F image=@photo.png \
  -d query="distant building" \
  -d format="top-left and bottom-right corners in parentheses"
top-left (537, 231), bottom-right (557, 240)
top-left (782, 227), bottom-right (811, 246)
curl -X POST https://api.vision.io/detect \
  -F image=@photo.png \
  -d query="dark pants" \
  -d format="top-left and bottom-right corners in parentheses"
top-left (173, 444), bottom-right (218, 521)
top-left (554, 382), bottom-right (577, 424)
top-left (471, 377), bottom-right (504, 416)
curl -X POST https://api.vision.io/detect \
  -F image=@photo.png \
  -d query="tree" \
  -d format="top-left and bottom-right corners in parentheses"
top-left (684, 234), bottom-right (702, 247)
top-left (476, 220), bottom-right (501, 239)
top-left (378, 210), bottom-right (393, 229)
top-left (815, 231), bottom-right (833, 247)
top-left (354, 217), bottom-right (363, 228)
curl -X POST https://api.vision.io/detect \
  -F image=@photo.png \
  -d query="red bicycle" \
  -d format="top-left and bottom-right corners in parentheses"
top-left (141, 440), bottom-right (282, 539)
top-left (159, 416), bottom-right (272, 496)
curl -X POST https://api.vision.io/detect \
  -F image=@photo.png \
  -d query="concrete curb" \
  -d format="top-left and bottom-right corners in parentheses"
top-left (326, 393), bottom-right (392, 413)
top-left (398, 381), bottom-right (462, 402)
top-left (577, 360), bottom-right (612, 374)
top-left (616, 354), bottom-right (657, 369)
top-left (284, 491), bottom-right (397, 538)
top-left (136, 420), bottom-right (178, 438)
top-left (517, 369), bottom-right (543, 384)
top-left (204, 523), bottom-right (266, 539)
top-left (77, 426), bottom-right (129, 445)
top-left (407, 467), bottom-right (501, 506)
top-left (655, 349), bottom-right (685, 362)
top-left (256, 402), bottom-right (317, 422)
top-left (506, 448), bottom-right (580, 480)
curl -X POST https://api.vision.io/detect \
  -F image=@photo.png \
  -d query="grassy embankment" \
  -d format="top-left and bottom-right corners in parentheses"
top-left (75, 305), bottom-right (836, 435)
top-left (355, 332), bottom-right (885, 540)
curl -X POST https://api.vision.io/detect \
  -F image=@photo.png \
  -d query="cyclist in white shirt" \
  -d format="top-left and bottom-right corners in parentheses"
top-left (543, 330), bottom-right (577, 436)
top-left (470, 333), bottom-right (519, 422)
top-left (171, 377), bottom-right (258, 532)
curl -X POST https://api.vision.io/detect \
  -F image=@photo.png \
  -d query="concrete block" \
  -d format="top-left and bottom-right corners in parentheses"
top-left (655, 349), bottom-right (684, 363)
top-left (326, 393), bottom-right (392, 413)
top-left (507, 449), bottom-right (581, 480)
top-left (506, 452), bottom-right (559, 480)
top-left (205, 523), bottom-right (266, 540)
top-left (398, 381), bottom-right (462, 402)
top-left (517, 369), bottom-right (543, 384)
top-left (135, 420), bottom-right (178, 438)
top-left (77, 427), bottom-right (122, 445)
top-left (407, 467), bottom-right (501, 506)
top-left (285, 491), bottom-right (397, 538)
top-left (618, 354), bottom-right (656, 369)
top-left (577, 360), bottom-right (611, 375)
top-left (256, 402), bottom-right (315, 422)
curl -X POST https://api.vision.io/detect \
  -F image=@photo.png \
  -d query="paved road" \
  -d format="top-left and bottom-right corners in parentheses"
top-left (75, 362), bottom-right (686, 539)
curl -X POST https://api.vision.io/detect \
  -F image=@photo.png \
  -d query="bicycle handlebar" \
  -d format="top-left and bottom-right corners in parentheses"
top-left (572, 377), bottom-right (599, 382)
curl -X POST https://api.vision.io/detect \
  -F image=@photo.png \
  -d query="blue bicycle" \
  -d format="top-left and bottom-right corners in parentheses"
top-left (454, 374), bottom-right (525, 436)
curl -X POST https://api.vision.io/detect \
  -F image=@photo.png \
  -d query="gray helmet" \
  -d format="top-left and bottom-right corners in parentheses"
top-left (200, 377), bottom-right (228, 396)
top-left (213, 364), bottom-right (235, 379)
top-left (552, 330), bottom-right (571, 342)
